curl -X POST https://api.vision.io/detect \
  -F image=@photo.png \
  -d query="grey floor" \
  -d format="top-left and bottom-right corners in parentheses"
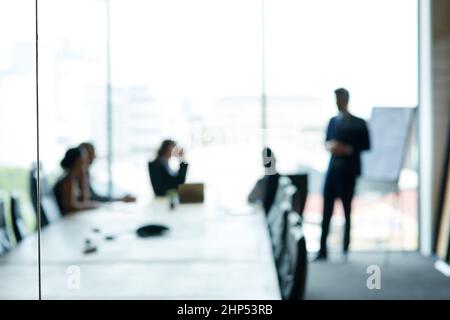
top-left (305, 252), bottom-right (450, 300)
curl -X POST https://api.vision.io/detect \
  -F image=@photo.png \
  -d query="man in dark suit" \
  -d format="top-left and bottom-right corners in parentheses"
top-left (316, 88), bottom-right (370, 260)
top-left (148, 139), bottom-right (188, 196)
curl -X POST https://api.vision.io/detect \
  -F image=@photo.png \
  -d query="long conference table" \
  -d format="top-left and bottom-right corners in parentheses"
top-left (0, 196), bottom-right (281, 299)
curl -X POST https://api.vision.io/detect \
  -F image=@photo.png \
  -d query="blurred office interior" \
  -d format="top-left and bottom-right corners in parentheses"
top-left (0, 0), bottom-right (449, 299)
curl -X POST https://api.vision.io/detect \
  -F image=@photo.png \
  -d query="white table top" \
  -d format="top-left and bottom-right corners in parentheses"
top-left (0, 197), bottom-right (280, 300)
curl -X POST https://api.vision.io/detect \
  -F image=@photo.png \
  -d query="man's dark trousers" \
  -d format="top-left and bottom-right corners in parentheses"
top-left (319, 168), bottom-right (357, 256)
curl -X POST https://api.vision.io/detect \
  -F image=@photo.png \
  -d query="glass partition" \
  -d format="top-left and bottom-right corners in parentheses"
top-left (0, 0), bottom-right (39, 299)
top-left (0, 0), bottom-right (420, 299)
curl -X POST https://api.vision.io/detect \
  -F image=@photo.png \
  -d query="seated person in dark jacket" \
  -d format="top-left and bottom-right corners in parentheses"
top-left (148, 139), bottom-right (188, 196)
top-left (248, 147), bottom-right (280, 214)
top-left (79, 142), bottom-right (136, 203)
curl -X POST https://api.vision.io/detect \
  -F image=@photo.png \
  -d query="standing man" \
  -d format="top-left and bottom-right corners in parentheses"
top-left (316, 88), bottom-right (370, 260)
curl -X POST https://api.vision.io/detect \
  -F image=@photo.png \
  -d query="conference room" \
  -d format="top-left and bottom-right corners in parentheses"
top-left (0, 0), bottom-right (449, 300)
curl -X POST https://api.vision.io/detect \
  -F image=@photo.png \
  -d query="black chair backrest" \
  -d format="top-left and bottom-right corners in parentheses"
top-left (10, 192), bottom-right (29, 243)
top-left (0, 197), bottom-right (6, 229)
top-left (30, 163), bottom-right (45, 226)
top-left (0, 197), bottom-right (11, 254)
top-left (277, 212), bottom-right (308, 300)
top-left (29, 163), bottom-right (61, 227)
top-left (287, 174), bottom-right (308, 217)
top-left (148, 161), bottom-right (157, 194)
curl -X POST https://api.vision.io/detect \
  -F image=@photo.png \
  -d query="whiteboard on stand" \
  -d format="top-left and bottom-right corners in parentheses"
top-left (361, 107), bottom-right (416, 183)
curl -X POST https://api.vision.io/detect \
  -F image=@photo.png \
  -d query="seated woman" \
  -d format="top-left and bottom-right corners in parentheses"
top-left (148, 139), bottom-right (188, 196)
top-left (54, 147), bottom-right (99, 215)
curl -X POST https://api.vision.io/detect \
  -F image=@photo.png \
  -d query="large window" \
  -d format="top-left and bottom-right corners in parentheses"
top-left (105, 0), bottom-right (419, 251)
top-left (38, 0), bottom-right (108, 187)
top-left (264, 0), bottom-right (419, 252)
top-left (109, 0), bottom-right (264, 205)
top-left (33, 0), bottom-right (419, 252)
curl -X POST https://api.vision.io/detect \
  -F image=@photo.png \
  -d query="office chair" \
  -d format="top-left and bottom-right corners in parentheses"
top-left (10, 192), bottom-right (29, 243)
top-left (0, 197), bottom-right (11, 255)
top-left (287, 174), bottom-right (308, 217)
top-left (267, 177), bottom-right (296, 267)
top-left (148, 161), bottom-right (160, 196)
top-left (277, 212), bottom-right (308, 300)
top-left (30, 163), bottom-right (61, 227)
